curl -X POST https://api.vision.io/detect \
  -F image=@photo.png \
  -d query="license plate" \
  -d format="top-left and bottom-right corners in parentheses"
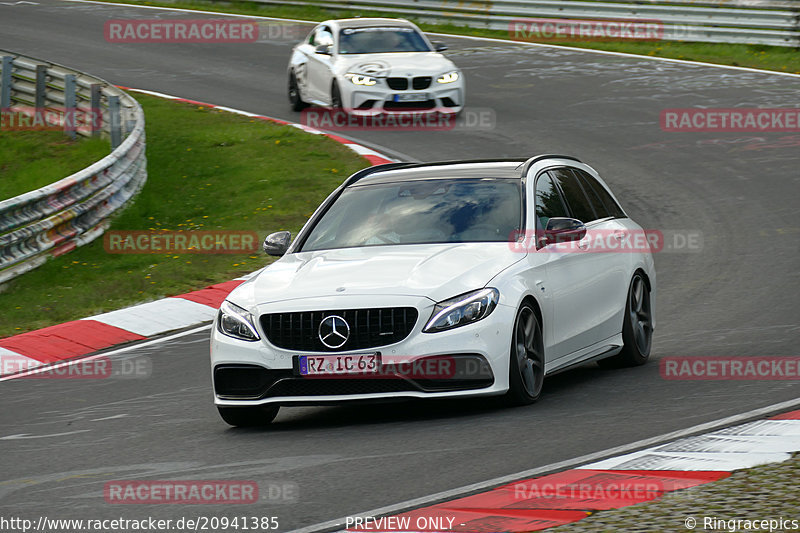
top-left (394, 93), bottom-right (427, 102)
top-left (298, 353), bottom-right (380, 376)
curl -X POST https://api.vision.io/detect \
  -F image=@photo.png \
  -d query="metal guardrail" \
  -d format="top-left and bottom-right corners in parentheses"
top-left (0, 50), bottom-right (147, 284)
top-left (243, 0), bottom-right (800, 47)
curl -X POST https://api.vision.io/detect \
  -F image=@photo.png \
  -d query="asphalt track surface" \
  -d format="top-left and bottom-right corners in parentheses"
top-left (1, 1), bottom-right (799, 530)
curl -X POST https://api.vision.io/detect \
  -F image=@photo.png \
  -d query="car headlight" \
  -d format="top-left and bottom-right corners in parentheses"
top-left (217, 300), bottom-right (260, 341)
top-left (423, 288), bottom-right (499, 333)
top-left (344, 73), bottom-right (377, 86)
top-left (436, 71), bottom-right (460, 84)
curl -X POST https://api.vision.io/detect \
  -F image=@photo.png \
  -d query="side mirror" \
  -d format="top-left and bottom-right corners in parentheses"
top-left (263, 231), bottom-right (291, 256)
top-left (432, 41), bottom-right (448, 52)
top-left (540, 217), bottom-right (586, 246)
top-left (314, 44), bottom-right (332, 55)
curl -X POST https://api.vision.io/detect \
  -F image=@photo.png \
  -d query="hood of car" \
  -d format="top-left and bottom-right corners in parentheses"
top-left (234, 243), bottom-right (523, 306)
top-left (335, 52), bottom-right (456, 77)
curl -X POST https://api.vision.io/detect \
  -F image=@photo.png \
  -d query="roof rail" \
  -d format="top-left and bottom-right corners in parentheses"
top-left (343, 158), bottom-right (528, 186)
top-left (519, 154), bottom-right (582, 177)
top-left (343, 162), bottom-right (413, 186)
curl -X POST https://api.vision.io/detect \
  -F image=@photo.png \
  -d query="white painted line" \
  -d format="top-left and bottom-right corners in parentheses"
top-left (0, 347), bottom-right (44, 377)
top-left (347, 144), bottom-right (392, 158)
top-left (284, 396), bottom-right (800, 533)
top-left (0, 325), bottom-right (210, 382)
top-left (83, 298), bottom-right (215, 336)
top-left (67, 0), bottom-right (800, 79)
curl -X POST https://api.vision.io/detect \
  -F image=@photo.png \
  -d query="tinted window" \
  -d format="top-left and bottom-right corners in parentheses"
top-left (339, 26), bottom-right (431, 54)
top-left (573, 169), bottom-right (625, 219)
top-left (534, 173), bottom-right (568, 230)
top-left (548, 168), bottom-right (597, 223)
top-left (301, 178), bottom-right (522, 251)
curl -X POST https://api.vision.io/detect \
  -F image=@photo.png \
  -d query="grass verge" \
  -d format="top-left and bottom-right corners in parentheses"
top-left (0, 130), bottom-right (110, 200)
top-left (0, 92), bottom-right (367, 337)
top-left (99, 0), bottom-right (799, 74)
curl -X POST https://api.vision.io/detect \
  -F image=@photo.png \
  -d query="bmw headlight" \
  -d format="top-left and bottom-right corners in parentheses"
top-left (217, 300), bottom-right (260, 341)
top-left (436, 71), bottom-right (460, 84)
top-left (423, 288), bottom-right (499, 333)
top-left (344, 73), bottom-right (377, 86)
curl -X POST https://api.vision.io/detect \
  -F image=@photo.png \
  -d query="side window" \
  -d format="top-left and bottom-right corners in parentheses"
top-left (569, 169), bottom-right (610, 220)
top-left (573, 169), bottom-right (625, 219)
top-left (534, 173), bottom-right (569, 230)
top-left (548, 168), bottom-right (597, 224)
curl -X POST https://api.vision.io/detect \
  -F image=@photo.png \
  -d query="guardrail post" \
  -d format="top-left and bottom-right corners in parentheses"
top-left (63, 73), bottom-right (77, 140)
top-left (1, 56), bottom-right (13, 115)
top-left (109, 94), bottom-right (122, 148)
top-left (35, 64), bottom-right (47, 127)
top-left (89, 83), bottom-right (101, 137)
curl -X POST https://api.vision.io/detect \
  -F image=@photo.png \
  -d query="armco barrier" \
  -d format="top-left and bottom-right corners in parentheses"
top-left (0, 50), bottom-right (147, 284)
top-left (238, 0), bottom-right (800, 47)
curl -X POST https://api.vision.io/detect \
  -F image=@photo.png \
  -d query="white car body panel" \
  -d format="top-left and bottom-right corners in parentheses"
top-left (288, 18), bottom-right (465, 114)
top-left (210, 158), bottom-right (656, 408)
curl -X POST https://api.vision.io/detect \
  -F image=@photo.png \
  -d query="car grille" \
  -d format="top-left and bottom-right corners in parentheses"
top-left (413, 76), bottom-right (432, 90)
top-left (386, 77), bottom-right (432, 91)
top-left (214, 357), bottom-right (494, 400)
top-left (386, 77), bottom-right (408, 90)
top-left (383, 99), bottom-right (437, 110)
top-left (269, 379), bottom-right (417, 397)
top-left (260, 307), bottom-right (418, 352)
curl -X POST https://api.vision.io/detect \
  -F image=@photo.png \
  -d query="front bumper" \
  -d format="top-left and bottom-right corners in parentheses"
top-left (339, 77), bottom-right (465, 115)
top-left (210, 297), bottom-right (514, 406)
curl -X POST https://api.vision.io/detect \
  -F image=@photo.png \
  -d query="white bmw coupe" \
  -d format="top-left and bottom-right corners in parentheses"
top-left (211, 156), bottom-right (656, 426)
top-left (287, 18), bottom-right (464, 114)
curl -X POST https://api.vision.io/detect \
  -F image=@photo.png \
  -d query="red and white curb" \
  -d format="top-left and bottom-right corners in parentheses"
top-left (343, 409), bottom-right (800, 532)
top-left (0, 90), bottom-right (395, 378)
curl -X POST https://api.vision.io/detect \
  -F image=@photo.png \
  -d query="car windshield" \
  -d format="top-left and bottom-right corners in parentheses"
top-left (301, 178), bottom-right (522, 251)
top-left (338, 26), bottom-right (431, 54)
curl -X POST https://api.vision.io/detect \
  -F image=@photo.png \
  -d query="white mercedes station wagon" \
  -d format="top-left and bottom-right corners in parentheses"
top-left (287, 18), bottom-right (464, 115)
top-left (211, 156), bottom-right (656, 426)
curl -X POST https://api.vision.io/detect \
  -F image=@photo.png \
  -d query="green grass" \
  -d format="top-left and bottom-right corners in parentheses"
top-left (0, 93), bottom-right (367, 337)
top-left (100, 0), bottom-right (799, 74)
top-left (0, 130), bottom-right (110, 200)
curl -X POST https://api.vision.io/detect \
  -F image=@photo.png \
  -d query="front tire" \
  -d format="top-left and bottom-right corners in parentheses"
top-left (288, 71), bottom-right (307, 111)
top-left (599, 272), bottom-right (652, 368)
top-left (505, 303), bottom-right (545, 406)
top-left (217, 405), bottom-right (280, 427)
top-left (331, 81), bottom-right (343, 110)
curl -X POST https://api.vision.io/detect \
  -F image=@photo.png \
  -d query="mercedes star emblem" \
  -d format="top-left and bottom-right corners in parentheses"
top-left (318, 315), bottom-right (350, 349)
